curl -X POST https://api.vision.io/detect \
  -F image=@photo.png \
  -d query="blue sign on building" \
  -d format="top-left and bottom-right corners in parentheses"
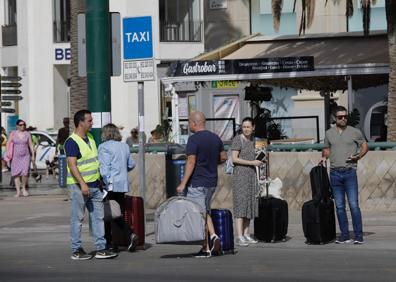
top-left (123, 16), bottom-right (153, 60)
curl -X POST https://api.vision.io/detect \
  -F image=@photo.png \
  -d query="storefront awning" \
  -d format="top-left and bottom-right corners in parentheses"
top-left (162, 31), bottom-right (389, 91)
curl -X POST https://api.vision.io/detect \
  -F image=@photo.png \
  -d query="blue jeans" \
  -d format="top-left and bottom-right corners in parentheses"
top-left (69, 184), bottom-right (106, 252)
top-left (330, 168), bottom-right (363, 240)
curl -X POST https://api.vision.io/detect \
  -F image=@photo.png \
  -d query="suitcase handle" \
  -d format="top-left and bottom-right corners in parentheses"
top-left (255, 165), bottom-right (270, 198)
top-left (173, 212), bottom-right (188, 227)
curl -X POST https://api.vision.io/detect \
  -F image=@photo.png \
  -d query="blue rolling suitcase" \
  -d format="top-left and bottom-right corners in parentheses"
top-left (210, 209), bottom-right (235, 255)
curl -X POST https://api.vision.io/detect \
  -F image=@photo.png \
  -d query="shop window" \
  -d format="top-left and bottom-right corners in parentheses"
top-left (159, 0), bottom-right (202, 42)
top-left (53, 0), bottom-right (70, 43)
top-left (2, 0), bottom-right (17, 46)
top-left (213, 95), bottom-right (239, 140)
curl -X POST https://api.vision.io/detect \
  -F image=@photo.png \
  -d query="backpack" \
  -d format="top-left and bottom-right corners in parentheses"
top-left (224, 135), bottom-right (244, 174)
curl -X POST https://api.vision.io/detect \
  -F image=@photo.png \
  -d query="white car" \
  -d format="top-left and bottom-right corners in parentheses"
top-left (30, 131), bottom-right (57, 170)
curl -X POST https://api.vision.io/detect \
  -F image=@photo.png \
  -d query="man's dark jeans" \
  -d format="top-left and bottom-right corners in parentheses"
top-left (330, 168), bottom-right (363, 240)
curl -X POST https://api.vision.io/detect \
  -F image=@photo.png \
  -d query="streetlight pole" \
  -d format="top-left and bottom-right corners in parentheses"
top-left (86, 0), bottom-right (111, 144)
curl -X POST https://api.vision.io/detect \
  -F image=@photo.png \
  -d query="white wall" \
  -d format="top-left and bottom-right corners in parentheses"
top-left (17, 0), bottom-right (54, 130)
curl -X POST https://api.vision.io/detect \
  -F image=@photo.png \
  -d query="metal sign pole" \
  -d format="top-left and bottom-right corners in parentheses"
top-left (138, 81), bottom-right (146, 231)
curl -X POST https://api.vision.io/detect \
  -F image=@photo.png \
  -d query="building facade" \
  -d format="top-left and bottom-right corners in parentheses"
top-left (0, 0), bottom-right (388, 142)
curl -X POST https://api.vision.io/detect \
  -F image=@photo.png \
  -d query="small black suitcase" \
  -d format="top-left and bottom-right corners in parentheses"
top-left (254, 197), bottom-right (288, 242)
top-left (253, 164), bottom-right (288, 243)
top-left (302, 199), bottom-right (336, 244)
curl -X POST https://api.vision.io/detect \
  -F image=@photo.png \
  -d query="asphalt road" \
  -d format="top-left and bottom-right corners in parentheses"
top-left (0, 195), bottom-right (395, 282)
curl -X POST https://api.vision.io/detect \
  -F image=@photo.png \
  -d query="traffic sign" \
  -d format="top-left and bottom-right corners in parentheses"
top-left (124, 59), bottom-right (155, 82)
top-left (0, 108), bottom-right (15, 113)
top-left (123, 16), bottom-right (153, 60)
top-left (1, 82), bottom-right (22, 88)
top-left (1, 95), bottom-right (23, 101)
top-left (0, 76), bottom-right (22, 81)
top-left (1, 89), bottom-right (21, 94)
top-left (1, 102), bottom-right (12, 107)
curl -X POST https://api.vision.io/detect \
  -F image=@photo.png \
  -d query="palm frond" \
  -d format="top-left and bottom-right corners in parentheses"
top-left (361, 0), bottom-right (371, 35)
top-left (272, 0), bottom-right (283, 32)
top-left (299, 0), bottom-right (316, 35)
top-left (307, 0), bottom-right (315, 29)
top-left (346, 0), bottom-right (354, 18)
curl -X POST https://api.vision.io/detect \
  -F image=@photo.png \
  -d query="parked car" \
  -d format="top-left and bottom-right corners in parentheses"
top-left (31, 131), bottom-right (57, 170)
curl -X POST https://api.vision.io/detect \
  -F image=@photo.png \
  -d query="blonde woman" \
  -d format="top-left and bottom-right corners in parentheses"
top-left (231, 117), bottom-right (263, 246)
top-left (98, 123), bottom-right (137, 252)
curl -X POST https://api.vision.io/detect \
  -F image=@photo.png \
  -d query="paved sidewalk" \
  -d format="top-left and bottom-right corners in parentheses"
top-left (0, 194), bottom-right (395, 281)
top-left (0, 170), bottom-right (66, 197)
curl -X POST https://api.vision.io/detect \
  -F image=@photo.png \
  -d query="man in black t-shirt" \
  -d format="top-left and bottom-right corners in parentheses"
top-left (176, 111), bottom-right (227, 258)
top-left (56, 117), bottom-right (70, 154)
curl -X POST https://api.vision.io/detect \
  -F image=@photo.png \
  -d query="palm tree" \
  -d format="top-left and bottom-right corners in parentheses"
top-left (385, 0), bottom-right (396, 140)
top-left (69, 0), bottom-right (87, 127)
top-left (271, 0), bottom-right (396, 140)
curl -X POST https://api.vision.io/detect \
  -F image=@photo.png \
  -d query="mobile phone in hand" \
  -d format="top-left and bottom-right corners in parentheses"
top-left (346, 153), bottom-right (360, 162)
top-left (256, 151), bottom-right (266, 161)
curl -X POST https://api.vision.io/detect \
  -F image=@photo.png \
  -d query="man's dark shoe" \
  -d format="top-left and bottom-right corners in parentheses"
top-left (108, 245), bottom-right (119, 253)
top-left (210, 234), bottom-right (221, 254)
top-left (354, 238), bottom-right (364, 245)
top-left (194, 248), bottom-right (211, 258)
top-left (335, 237), bottom-right (352, 244)
top-left (95, 249), bottom-right (118, 259)
top-left (127, 233), bottom-right (138, 252)
top-left (71, 248), bottom-right (93, 260)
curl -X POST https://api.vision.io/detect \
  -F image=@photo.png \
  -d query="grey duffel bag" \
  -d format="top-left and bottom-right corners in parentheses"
top-left (155, 196), bottom-right (206, 244)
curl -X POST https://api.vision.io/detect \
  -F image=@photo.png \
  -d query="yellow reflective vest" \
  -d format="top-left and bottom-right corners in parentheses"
top-left (66, 132), bottom-right (100, 185)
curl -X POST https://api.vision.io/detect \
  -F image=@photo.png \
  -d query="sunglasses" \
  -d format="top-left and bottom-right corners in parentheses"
top-left (18, 123), bottom-right (26, 126)
top-left (336, 115), bottom-right (348, 120)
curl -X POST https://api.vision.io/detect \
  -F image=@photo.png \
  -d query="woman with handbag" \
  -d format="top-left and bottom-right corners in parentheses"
top-left (98, 123), bottom-right (137, 252)
top-left (231, 117), bottom-right (263, 246)
top-left (6, 119), bottom-right (35, 197)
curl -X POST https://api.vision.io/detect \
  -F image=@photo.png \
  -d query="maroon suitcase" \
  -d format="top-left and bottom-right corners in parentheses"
top-left (124, 195), bottom-right (145, 247)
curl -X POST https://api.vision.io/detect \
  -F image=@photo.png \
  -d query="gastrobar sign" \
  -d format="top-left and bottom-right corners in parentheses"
top-left (169, 57), bottom-right (314, 77)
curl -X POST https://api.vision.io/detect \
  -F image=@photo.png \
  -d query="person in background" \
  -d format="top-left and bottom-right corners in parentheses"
top-left (126, 127), bottom-right (139, 147)
top-left (176, 111), bottom-right (227, 258)
top-left (98, 123), bottom-right (137, 253)
top-left (7, 120), bottom-right (35, 197)
top-left (321, 105), bottom-right (368, 245)
top-left (65, 109), bottom-right (117, 260)
top-left (56, 117), bottom-right (70, 154)
top-left (1, 127), bottom-right (8, 172)
top-left (231, 117), bottom-right (263, 247)
top-left (148, 125), bottom-right (164, 144)
top-left (26, 126), bottom-right (41, 182)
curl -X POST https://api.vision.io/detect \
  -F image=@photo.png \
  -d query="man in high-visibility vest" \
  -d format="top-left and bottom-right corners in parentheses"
top-left (65, 109), bottom-right (117, 260)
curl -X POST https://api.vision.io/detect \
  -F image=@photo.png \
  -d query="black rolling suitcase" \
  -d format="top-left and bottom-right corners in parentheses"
top-left (302, 164), bottom-right (336, 244)
top-left (254, 197), bottom-right (288, 242)
top-left (254, 156), bottom-right (288, 243)
top-left (302, 199), bottom-right (336, 244)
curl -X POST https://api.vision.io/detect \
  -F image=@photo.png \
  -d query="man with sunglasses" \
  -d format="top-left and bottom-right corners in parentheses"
top-left (321, 106), bottom-right (368, 245)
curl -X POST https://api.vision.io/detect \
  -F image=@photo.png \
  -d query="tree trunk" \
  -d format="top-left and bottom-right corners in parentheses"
top-left (69, 0), bottom-right (87, 128)
top-left (386, 0), bottom-right (396, 141)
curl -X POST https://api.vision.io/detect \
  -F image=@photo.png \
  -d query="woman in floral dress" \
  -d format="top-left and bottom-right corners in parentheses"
top-left (7, 119), bottom-right (35, 197)
top-left (231, 117), bottom-right (263, 246)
